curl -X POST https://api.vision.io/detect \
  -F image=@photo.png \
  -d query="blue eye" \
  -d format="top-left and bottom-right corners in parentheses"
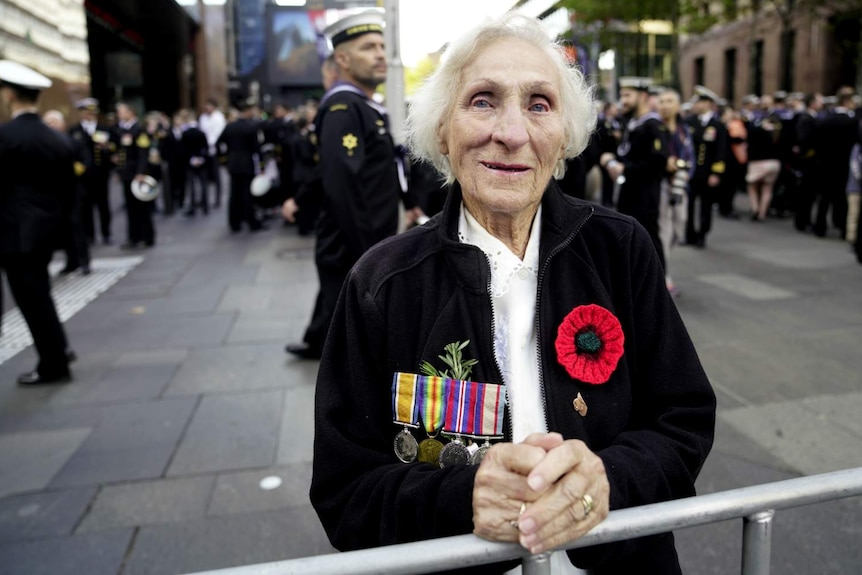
top-left (472, 98), bottom-right (491, 109)
top-left (530, 101), bottom-right (550, 112)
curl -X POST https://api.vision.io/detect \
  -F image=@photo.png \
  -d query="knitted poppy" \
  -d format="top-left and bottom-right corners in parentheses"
top-left (555, 304), bottom-right (624, 384)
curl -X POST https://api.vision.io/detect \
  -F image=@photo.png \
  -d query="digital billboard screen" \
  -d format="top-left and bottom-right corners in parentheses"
top-left (267, 8), bottom-right (329, 87)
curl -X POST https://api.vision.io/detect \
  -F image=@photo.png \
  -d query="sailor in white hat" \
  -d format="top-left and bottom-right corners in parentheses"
top-left (599, 75), bottom-right (670, 271)
top-left (687, 84), bottom-right (728, 247)
top-left (285, 9), bottom-right (410, 360)
top-left (0, 60), bottom-right (78, 385)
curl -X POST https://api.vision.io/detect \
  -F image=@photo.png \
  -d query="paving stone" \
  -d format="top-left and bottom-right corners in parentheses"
top-left (123, 507), bottom-right (333, 575)
top-left (165, 314), bottom-right (235, 347)
top-left (0, 428), bottom-right (91, 498)
top-left (165, 344), bottom-right (316, 395)
top-left (226, 312), bottom-right (303, 344)
top-left (78, 475), bottom-right (215, 533)
top-left (167, 391), bottom-right (282, 476)
top-left (276, 385), bottom-right (315, 465)
top-left (50, 444), bottom-right (178, 488)
top-left (0, 527), bottom-right (133, 575)
top-left (721, 393), bottom-right (862, 475)
top-left (217, 285), bottom-right (277, 312)
top-left (0, 487), bottom-right (96, 543)
top-left (114, 348), bottom-right (189, 367)
top-left (49, 398), bottom-right (196, 487)
top-left (47, 364), bottom-right (178, 406)
top-left (208, 463), bottom-right (312, 517)
top-left (696, 273), bottom-right (796, 301)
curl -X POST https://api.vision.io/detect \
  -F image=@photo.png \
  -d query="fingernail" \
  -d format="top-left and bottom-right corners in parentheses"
top-left (520, 533), bottom-right (538, 548)
top-left (528, 475), bottom-right (545, 491)
top-left (519, 517), bottom-right (537, 534)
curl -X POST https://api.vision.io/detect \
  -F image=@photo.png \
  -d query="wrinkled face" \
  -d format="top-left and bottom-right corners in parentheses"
top-left (619, 87), bottom-right (642, 116)
top-left (336, 33), bottom-right (387, 90)
top-left (438, 37), bottom-right (566, 221)
top-left (657, 92), bottom-right (680, 120)
top-left (116, 104), bottom-right (133, 123)
top-left (692, 99), bottom-right (712, 115)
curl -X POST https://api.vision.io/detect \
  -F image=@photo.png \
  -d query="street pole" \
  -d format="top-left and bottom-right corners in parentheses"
top-left (383, 0), bottom-right (405, 144)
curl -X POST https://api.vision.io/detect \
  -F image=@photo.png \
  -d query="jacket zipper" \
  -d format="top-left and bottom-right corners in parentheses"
top-left (481, 252), bottom-right (510, 440)
top-left (534, 207), bottom-right (594, 432)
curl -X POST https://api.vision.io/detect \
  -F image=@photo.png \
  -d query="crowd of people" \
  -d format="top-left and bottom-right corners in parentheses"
top-left (551, 82), bottom-right (862, 294)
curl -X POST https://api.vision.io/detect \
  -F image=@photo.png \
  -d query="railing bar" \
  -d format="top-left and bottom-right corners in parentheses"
top-left (183, 467), bottom-right (862, 575)
top-left (741, 510), bottom-right (774, 575)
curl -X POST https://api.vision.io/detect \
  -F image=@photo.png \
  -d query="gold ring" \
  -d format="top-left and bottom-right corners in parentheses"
top-left (510, 519), bottom-right (519, 530)
top-left (519, 502), bottom-right (527, 516)
top-left (581, 493), bottom-right (594, 518)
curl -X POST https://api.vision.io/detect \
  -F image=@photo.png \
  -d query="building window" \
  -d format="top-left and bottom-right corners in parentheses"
top-left (695, 56), bottom-right (705, 87)
top-left (725, 48), bottom-right (737, 104)
top-left (781, 29), bottom-right (795, 91)
top-left (752, 40), bottom-right (764, 96)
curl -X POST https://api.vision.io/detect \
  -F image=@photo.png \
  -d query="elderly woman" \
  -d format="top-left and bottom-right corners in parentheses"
top-left (310, 14), bottom-right (715, 574)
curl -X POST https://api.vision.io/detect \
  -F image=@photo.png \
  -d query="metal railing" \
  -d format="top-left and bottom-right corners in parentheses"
top-left (186, 467), bottom-right (862, 575)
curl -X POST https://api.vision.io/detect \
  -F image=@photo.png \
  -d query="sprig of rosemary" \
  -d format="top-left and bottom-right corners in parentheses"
top-left (419, 340), bottom-right (478, 380)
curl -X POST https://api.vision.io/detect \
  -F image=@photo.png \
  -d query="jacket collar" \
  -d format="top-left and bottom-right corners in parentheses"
top-left (434, 180), bottom-right (594, 290)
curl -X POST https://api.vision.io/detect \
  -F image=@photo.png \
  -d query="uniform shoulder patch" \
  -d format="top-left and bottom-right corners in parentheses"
top-left (73, 161), bottom-right (87, 177)
top-left (329, 103), bottom-right (348, 112)
top-left (136, 133), bottom-right (151, 148)
top-left (342, 133), bottom-right (358, 156)
top-left (654, 138), bottom-right (662, 151)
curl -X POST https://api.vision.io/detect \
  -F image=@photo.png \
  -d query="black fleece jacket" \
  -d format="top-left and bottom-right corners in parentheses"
top-left (310, 182), bottom-right (716, 574)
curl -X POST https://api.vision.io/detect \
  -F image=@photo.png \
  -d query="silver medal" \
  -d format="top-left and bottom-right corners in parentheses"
top-left (439, 436), bottom-right (470, 468)
top-left (470, 439), bottom-right (491, 466)
top-left (393, 428), bottom-right (418, 463)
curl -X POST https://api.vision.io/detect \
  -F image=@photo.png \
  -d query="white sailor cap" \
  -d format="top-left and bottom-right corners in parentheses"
top-left (0, 60), bottom-right (52, 90)
top-left (618, 77), bottom-right (653, 92)
top-left (694, 85), bottom-right (720, 102)
top-left (75, 97), bottom-right (100, 111)
top-left (323, 10), bottom-right (384, 49)
top-left (741, 94), bottom-right (760, 105)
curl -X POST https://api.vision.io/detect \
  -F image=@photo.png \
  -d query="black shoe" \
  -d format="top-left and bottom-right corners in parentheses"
top-left (17, 370), bottom-right (72, 385)
top-left (59, 265), bottom-right (79, 275)
top-left (285, 342), bottom-right (322, 360)
top-left (143, 241), bottom-right (155, 249)
top-left (66, 349), bottom-right (78, 363)
top-left (185, 210), bottom-right (196, 217)
top-left (120, 241), bottom-right (138, 250)
top-left (81, 265), bottom-right (91, 275)
top-left (103, 237), bottom-right (113, 246)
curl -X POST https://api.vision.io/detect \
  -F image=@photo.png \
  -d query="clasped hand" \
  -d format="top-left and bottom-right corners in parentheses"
top-left (472, 432), bottom-right (609, 555)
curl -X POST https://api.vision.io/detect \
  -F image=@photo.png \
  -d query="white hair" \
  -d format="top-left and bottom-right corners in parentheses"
top-left (403, 13), bottom-right (597, 184)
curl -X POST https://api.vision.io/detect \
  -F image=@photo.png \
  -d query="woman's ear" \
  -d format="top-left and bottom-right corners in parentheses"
top-left (437, 122), bottom-right (449, 156)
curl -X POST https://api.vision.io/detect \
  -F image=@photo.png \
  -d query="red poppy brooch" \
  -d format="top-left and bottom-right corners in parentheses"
top-left (555, 304), bottom-right (624, 384)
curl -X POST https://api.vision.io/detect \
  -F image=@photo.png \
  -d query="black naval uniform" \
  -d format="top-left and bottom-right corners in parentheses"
top-left (0, 112), bottom-right (75, 379)
top-left (216, 117), bottom-right (263, 232)
top-left (69, 119), bottom-right (113, 243)
top-left (815, 107), bottom-right (858, 237)
top-left (687, 112), bottom-right (727, 247)
top-left (60, 133), bottom-right (91, 273)
top-left (114, 120), bottom-right (155, 247)
top-left (302, 83), bottom-right (402, 353)
top-left (794, 109), bottom-right (822, 231)
top-left (614, 111), bottom-right (669, 269)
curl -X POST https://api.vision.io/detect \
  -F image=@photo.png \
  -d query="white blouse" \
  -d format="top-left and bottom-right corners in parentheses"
top-left (458, 204), bottom-right (585, 575)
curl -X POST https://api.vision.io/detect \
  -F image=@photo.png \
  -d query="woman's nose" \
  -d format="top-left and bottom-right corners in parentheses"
top-left (491, 104), bottom-right (529, 149)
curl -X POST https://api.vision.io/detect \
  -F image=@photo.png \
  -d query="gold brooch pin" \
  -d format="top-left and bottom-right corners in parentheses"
top-left (573, 392), bottom-right (588, 417)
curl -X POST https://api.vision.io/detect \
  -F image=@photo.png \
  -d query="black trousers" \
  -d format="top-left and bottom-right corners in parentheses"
top-left (186, 167), bottom-right (208, 214)
top-left (122, 180), bottom-right (156, 245)
top-left (687, 180), bottom-right (715, 245)
top-left (618, 186), bottom-right (665, 271)
top-left (63, 187), bottom-right (91, 269)
top-left (206, 155), bottom-right (222, 206)
top-left (815, 172), bottom-right (849, 236)
top-left (795, 167), bottom-right (818, 231)
top-left (82, 172), bottom-right (112, 242)
top-left (2, 252), bottom-right (70, 377)
top-left (228, 173), bottom-right (260, 231)
top-left (303, 264), bottom-right (349, 351)
top-left (167, 162), bottom-right (187, 210)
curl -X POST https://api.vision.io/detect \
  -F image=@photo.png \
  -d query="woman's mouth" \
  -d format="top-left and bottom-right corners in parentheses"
top-left (481, 162), bottom-right (530, 173)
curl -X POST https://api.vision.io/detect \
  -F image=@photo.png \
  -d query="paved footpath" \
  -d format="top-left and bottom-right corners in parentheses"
top-left (0, 199), bottom-right (860, 575)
